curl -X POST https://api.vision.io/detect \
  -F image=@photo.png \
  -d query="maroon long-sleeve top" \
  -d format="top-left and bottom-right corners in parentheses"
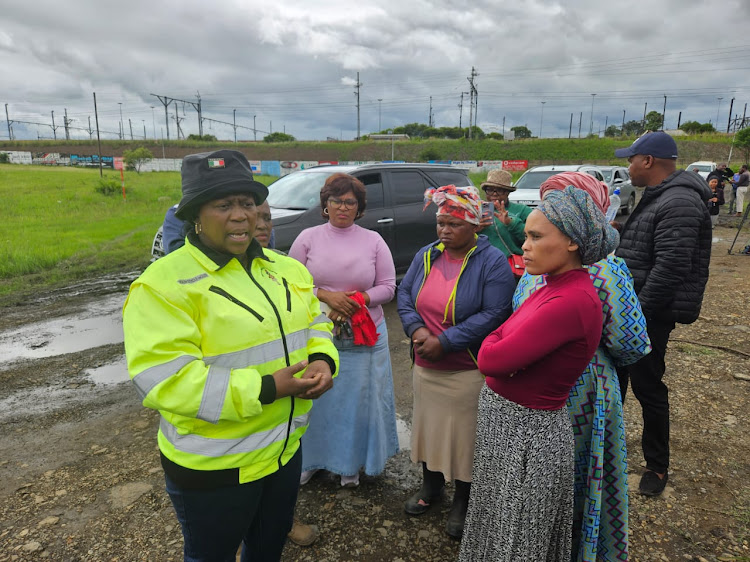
top-left (478, 268), bottom-right (603, 410)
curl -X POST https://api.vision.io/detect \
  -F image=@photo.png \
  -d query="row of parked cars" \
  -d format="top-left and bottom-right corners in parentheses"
top-left (151, 162), bottom-right (637, 273)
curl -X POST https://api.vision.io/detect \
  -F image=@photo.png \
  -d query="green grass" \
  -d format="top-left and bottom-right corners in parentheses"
top-left (0, 165), bottom-right (275, 302)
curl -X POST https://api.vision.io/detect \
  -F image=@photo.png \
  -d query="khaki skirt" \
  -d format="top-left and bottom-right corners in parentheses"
top-left (410, 364), bottom-right (484, 482)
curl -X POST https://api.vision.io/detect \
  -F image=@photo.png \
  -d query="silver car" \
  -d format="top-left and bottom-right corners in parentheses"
top-left (596, 166), bottom-right (637, 215)
top-left (508, 165), bottom-right (606, 208)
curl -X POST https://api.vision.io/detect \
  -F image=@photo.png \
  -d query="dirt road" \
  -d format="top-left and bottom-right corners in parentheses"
top-left (1, 223), bottom-right (749, 561)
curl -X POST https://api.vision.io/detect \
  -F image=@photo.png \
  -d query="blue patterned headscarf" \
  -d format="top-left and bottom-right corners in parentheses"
top-left (538, 186), bottom-right (619, 264)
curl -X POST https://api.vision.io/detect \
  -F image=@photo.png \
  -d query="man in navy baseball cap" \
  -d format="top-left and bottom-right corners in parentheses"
top-left (614, 131), bottom-right (679, 160)
top-left (614, 130), bottom-right (711, 497)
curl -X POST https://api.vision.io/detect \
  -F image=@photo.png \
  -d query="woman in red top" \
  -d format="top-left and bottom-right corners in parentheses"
top-left (458, 186), bottom-right (619, 562)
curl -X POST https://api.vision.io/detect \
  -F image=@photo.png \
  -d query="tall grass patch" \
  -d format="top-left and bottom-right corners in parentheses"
top-left (0, 164), bottom-right (274, 298)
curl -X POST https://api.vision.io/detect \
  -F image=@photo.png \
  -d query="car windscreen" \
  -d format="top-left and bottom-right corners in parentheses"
top-left (690, 164), bottom-right (713, 172)
top-left (599, 169), bottom-right (614, 182)
top-left (266, 171), bottom-right (335, 210)
top-left (513, 171), bottom-right (562, 190)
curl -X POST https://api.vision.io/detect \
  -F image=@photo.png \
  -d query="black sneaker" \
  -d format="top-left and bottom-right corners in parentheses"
top-left (639, 471), bottom-right (668, 496)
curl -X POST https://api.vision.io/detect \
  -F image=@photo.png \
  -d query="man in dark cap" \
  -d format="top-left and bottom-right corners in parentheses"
top-left (614, 132), bottom-right (712, 496)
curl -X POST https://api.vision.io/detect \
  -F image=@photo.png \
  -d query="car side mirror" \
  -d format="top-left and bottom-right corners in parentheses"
top-left (613, 178), bottom-right (624, 184)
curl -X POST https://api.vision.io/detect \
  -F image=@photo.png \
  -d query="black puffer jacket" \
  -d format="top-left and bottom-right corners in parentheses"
top-left (616, 170), bottom-right (712, 324)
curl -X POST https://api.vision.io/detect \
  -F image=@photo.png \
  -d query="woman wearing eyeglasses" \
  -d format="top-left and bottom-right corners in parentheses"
top-left (289, 173), bottom-right (399, 488)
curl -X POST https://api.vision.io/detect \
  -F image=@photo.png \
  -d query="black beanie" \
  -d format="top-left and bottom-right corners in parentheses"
top-left (175, 150), bottom-right (269, 220)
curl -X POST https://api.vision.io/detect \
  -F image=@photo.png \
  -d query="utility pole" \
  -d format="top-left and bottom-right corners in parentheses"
top-left (88, 116), bottom-right (94, 139)
top-left (64, 108), bottom-right (70, 140)
top-left (429, 96), bottom-right (434, 128)
top-left (51, 111), bottom-right (57, 140)
top-left (378, 98), bottom-right (382, 131)
top-left (642, 102), bottom-right (647, 129)
top-left (622, 109), bottom-right (626, 135)
top-left (677, 111), bottom-right (682, 129)
top-left (128, 118), bottom-right (133, 140)
top-left (662, 95), bottom-right (667, 130)
top-left (4, 104), bottom-right (11, 141)
top-left (93, 92), bottom-right (103, 177)
top-left (172, 105), bottom-right (184, 139)
top-left (118, 102), bottom-right (124, 140)
top-left (716, 98), bottom-right (723, 126)
top-left (233, 109), bottom-right (237, 143)
top-left (151, 95), bottom-right (172, 140)
top-left (458, 92), bottom-right (467, 129)
top-left (727, 97), bottom-right (735, 133)
top-left (196, 92), bottom-right (203, 137)
top-left (502, 115), bottom-right (505, 137)
top-left (253, 115), bottom-right (257, 141)
top-left (578, 112), bottom-right (582, 138)
top-left (589, 93), bottom-right (596, 136)
top-left (569, 113), bottom-right (573, 139)
top-left (142, 120), bottom-right (147, 139)
top-left (539, 101), bottom-right (546, 138)
top-left (466, 67), bottom-right (478, 139)
top-left (354, 72), bottom-right (362, 140)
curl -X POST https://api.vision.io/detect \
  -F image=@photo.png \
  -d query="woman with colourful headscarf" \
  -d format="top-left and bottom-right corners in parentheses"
top-left (397, 184), bottom-right (514, 539)
top-left (459, 185), bottom-right (620, 562)
top-left (509, 172), bottom-right (651, 562)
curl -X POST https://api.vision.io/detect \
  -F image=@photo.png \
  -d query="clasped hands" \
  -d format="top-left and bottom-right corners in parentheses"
top-left (272, 359), bottom-right (332, 400)
top-left (318, 289), bottom-right (365, 324)
top-left (411, 327), bottom-right (444, 362)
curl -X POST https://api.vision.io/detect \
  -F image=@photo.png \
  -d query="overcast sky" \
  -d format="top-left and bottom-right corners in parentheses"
top-left (2, 0), bottom-right (749, 142)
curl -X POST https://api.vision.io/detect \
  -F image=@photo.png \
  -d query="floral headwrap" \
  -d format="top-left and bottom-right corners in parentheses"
top-left (423, 184), bottom-right (482, 225)
top-left (538, 186), bottom-right (619, 265)
top-left (540, 172), bottom-right (610, 214)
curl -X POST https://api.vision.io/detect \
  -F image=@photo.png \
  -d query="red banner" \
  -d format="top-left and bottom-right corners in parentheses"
top-left (502, 160), bottom-right (528, 171)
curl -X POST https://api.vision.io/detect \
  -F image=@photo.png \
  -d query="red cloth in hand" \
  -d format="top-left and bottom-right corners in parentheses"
top-left (349, 292), bottom-right (379, 346)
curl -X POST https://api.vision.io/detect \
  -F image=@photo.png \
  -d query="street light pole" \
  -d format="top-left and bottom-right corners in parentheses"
top-left (589, 94), bottom-right (596, 136)
top-left (539, 101), bottom-right (546, 138)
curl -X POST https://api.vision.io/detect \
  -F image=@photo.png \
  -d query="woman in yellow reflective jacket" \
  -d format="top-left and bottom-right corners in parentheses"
top-left (123, 150), bottom-right (338, 562)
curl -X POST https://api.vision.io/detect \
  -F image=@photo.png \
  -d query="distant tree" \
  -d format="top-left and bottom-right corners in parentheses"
top-left (419, 148), bottom-right (442, 161)
top-left (734, 127), bottom-right (750, 163)
top-left (468, 126), bottom-right (485, 139)
top-left (187, 134), bottom-right (218, 141)
top-left (622, 120), bottom-right (644, 136)
top-left (486, 132), bottom-right (504, 140)
top-left (0, 152), bottom-right (9, 164)
top-left (123, 147), bottom-right (153, 173)
top-left (421, 127), bottom-right (440, 138)
top-left (263, 132), bottom-right (296, 142)
top-left (605, 125), bottom-right (621, 137)
top-left (644, 111), bottom-right (664, 132)
top-left (510, 126), bottom-right (532, 139)
top-left (438, 126), bottom-right (465, 139)
top-left (679, 121), bottom-right (716, 134)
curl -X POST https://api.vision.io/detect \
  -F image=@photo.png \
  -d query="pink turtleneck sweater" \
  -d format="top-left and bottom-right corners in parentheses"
top-left (288, 222), bottom-right (396, 326)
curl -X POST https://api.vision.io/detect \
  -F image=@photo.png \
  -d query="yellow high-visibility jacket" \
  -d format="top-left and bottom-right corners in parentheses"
top-left (123, 237), bottom-right (338, 484)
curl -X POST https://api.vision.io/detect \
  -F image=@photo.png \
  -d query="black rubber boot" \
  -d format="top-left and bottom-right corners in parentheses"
top-left (445, 480), bottom-right (471, 538)
top-left (404, 463), bottom-right (445, 515)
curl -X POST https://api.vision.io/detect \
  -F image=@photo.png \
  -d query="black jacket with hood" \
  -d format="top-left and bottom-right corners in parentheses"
top-left (616, 169), bottom-right (712, 324)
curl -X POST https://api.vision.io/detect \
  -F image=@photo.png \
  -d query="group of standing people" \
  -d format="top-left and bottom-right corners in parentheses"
top-left (123, 130), bottom-right (711, 561)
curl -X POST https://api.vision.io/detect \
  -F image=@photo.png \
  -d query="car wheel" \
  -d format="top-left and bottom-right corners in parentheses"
top-left (621, 194), bottom-right (636, 215)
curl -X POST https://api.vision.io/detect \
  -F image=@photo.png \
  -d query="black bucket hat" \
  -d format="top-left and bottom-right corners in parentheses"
top-left (175, 150), bottom-right (269, 220)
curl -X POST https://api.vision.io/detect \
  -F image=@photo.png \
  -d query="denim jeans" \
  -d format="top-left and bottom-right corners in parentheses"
top-left (165, 449), bottom-right (301, 562)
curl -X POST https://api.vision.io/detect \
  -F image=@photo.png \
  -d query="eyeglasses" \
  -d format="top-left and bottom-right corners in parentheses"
top-left (328, 197), bottom-right (358, 210)
top-left (483, 187), bottom-right (510, 196)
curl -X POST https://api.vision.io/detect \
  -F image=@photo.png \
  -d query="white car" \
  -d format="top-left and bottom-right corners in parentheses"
top-left (686, 161), bottom-right (716, 180)
top-left (508, 165), bottom-right (606, 208)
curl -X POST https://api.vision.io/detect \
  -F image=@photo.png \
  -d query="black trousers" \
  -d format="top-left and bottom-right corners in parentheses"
top-left (618, 317), bottom-right (675, 474)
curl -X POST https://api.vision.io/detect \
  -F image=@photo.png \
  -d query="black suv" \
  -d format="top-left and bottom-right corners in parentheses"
top-left (267, 163), bottom-right (473, 273)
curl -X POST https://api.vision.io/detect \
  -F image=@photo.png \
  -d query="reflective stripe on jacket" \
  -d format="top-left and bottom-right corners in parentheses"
top-left (123, 239), bottom-right (338, 483)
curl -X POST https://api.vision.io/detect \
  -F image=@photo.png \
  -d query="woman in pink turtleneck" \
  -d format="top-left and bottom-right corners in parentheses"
top-left (289, 173), bottom-right (398, 489)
